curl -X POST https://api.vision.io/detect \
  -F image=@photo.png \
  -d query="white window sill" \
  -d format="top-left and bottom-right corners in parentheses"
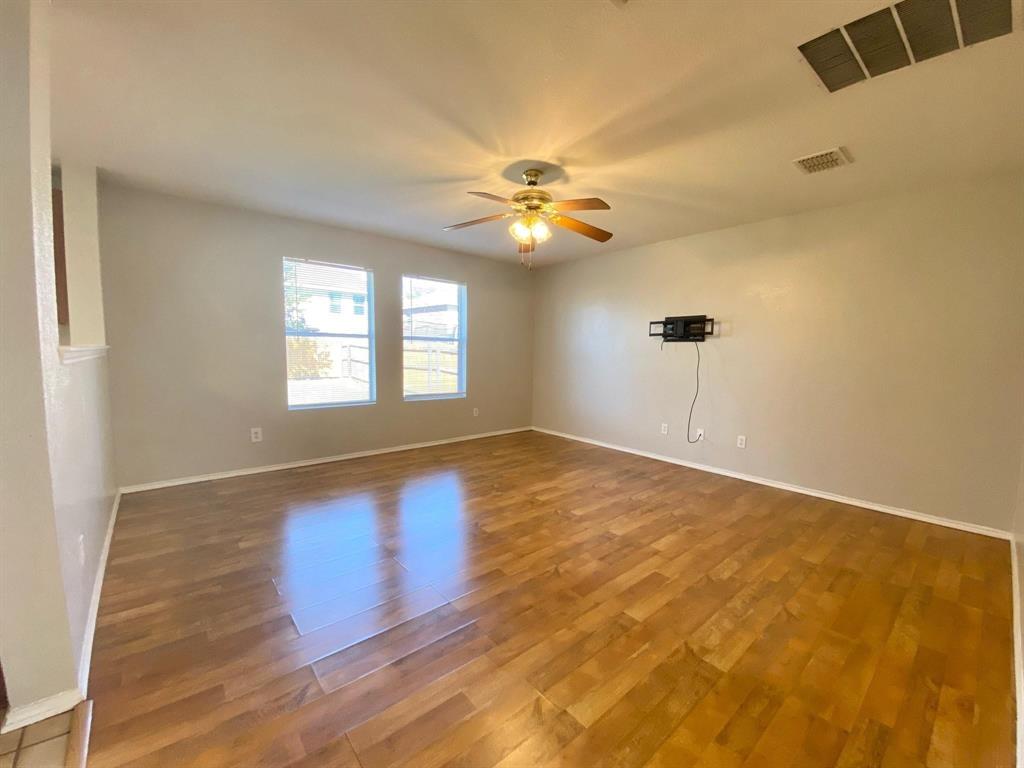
top-left (288, 400), bottom-right (376, 411)
top-left (59, 345), bottom-right (109, 365)
top-left (403, 392), bottom-right (467, 402)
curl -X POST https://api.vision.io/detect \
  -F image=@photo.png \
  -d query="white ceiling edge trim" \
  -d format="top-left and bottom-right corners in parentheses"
top-left (99, 169), bottom-right (1024, 271)
top-left (97, 172), bottom-right (503, 265)
top-left (532, 170), bottom-right (1024, 269)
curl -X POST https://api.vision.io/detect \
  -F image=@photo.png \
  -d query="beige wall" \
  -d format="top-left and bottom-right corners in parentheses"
top-left (0, 0), bottom-right (81, 721)
top-left (97, 183), bottom-right (534, 487)
top-left (48, 166), bottom-right (117, 689)
top-left (533, 175), bottom-right (1024, 533)
top-left (59, 162), bottom-right (106, 346)
top-left (47, 353), bottom-right (117, 691)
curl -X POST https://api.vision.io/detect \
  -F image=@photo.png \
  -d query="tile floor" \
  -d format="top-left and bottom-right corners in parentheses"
top-left (0, 711), bottom-right (70, 767)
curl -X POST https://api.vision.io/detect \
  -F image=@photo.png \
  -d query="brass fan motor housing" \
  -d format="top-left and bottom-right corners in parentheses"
top-left (511, 170), bottom-right (554, 213)
top-left (511, 188), bottom-right (554, 213)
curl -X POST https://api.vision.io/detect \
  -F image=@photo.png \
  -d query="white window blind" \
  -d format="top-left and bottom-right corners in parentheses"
top-left (283, 258), bottom-right (375, 409)
top-left (402, 275), bottom-right (467, 400)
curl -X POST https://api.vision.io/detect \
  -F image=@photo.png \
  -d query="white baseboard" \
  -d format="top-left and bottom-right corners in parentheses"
top-left (0, 493), bottom-right (118, 734)
top-left (119, 427), bottom-right (533, 494)
top-left (1012, 535), bottom-right (1023, 768)
top-left (1, 688), bottom-right (83, 733)
top-left (77, 491), bottom-right (120, 696)
top-left (531, 426), bottom-right (1012, 541)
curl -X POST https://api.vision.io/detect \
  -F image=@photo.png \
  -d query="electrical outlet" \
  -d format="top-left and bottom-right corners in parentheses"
top-left (660, 423), bottom-right (669, 435)
top-left (78, 534), bottom-right (86, 566)
top-left (472, 407), bottom-right (479, 417)
top-left (737, 435), bottom-right (747, 449)
top-left (696, 428), bottom-right (705, 441)
top-left (250, 427), bottom-right (263, 443)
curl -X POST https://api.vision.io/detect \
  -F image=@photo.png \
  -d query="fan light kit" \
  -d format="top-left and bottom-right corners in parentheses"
top-left (510, 215), bottom-right (551, 245)
top-left (443, 168), bottom-right (612, 269)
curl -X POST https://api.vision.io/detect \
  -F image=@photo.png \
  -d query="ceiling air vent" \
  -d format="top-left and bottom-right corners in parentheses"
top-left (957, 0), bottom-right (1013, 45)
top-left (845, 8), bottom-right (912, 77)
top-left (798, 0), bottom-right (1013, 92)
top-left (895, 0), bottom-right (959, 62)
top-left (793, 147), bottom-right (853, 174)
top-left (798, 30), bottom-right (867, 92)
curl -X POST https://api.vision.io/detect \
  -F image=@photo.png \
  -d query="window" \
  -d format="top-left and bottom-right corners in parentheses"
top-left (283, 258), bottom-right (375, 409)
top-left (402, 275), bottom-right (466, 400)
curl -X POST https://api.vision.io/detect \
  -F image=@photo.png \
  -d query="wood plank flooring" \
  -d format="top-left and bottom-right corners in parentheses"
top-left (88, 431), bottom-right (1016, 767)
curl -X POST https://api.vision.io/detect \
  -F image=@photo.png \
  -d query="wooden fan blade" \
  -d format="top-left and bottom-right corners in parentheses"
top-left (468, 191), bottom-right (514, 205)
top-left (551, 214), bottom-right (614, 242)
top-left (443, 212), bottom-right (512, 231)
top-left (551, 197), bottom-right (611, 212)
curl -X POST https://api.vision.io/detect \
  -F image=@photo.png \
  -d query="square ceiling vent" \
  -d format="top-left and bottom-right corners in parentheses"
top-left (793, 147), bottom-right (853, 174)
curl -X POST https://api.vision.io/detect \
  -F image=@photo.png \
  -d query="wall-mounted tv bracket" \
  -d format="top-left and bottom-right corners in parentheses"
top-left (649, 315), bottom-right (714, 342)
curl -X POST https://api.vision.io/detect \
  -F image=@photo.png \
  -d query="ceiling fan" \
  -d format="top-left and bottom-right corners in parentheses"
top-left (443, 169), bottom-right (612, 268)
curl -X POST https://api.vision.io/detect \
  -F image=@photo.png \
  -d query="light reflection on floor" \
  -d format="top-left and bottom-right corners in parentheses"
top-left (394, 470), bottom-right (468, 579)
top-left (275, 470), bottom-right (468, 633)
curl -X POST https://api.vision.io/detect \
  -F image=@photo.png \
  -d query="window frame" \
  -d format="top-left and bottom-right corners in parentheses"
top-left (283, 257), bottom-right (376, 411)
top-left (401, 274), bottom-right (468, 402)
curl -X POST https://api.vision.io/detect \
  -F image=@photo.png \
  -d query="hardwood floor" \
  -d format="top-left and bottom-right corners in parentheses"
top-left (88, 430), bottom-right (1016, 767)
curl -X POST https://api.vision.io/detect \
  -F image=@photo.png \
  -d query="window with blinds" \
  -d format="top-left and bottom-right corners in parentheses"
top-left (402, 275), bottom-right (467, 400)
top-left (283, 258), bottom-right (375, 409)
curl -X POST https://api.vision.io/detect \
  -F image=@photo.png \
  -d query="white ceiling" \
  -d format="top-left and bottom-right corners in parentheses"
top-left (50, 0), bottom-right (1024, 264)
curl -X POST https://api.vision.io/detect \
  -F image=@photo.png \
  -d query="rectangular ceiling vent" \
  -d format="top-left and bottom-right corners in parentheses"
top-left (793, 147), bottom-right (853, 174)
top-left (798, 0), bottom-right (1013, 92)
